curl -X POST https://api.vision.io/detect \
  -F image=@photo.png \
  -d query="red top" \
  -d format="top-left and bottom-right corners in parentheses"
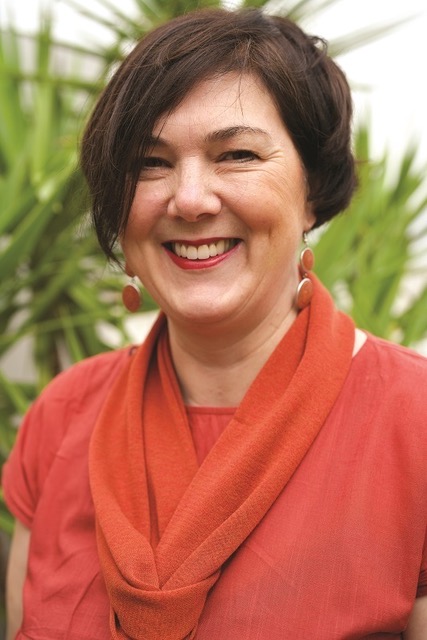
top-left (3, 334), bottom-right (427, 640)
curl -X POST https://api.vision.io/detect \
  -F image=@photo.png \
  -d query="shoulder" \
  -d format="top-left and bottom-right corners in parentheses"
top-left (27, 347), bottom-right (135, 441)
top-left (42, 347), bottom-right (132, 398)
top-left (2, 348), bottom-right (135, 525)
top-left (362, 333), bottom-right (427, 382)
top-left (350, 333), bottom-right (427, 428)
top-left (15, 347), bottom-right (135, 472)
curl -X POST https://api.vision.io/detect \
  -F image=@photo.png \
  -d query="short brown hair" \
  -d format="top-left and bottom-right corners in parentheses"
top-left (81, 8), bottom-right (356, 261)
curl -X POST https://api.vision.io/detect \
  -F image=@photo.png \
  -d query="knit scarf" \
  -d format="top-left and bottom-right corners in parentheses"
top-left (89, 276), bottom-right (355, 639)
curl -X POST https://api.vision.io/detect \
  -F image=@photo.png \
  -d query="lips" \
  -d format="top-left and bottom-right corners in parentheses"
top-left (164, 238), bottom-right (241, 269)
top-left (170, 238), bottom-right (238, 260)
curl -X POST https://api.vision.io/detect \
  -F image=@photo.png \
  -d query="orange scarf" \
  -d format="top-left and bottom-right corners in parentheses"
top-left (89, 276), bottom-right (355, 639)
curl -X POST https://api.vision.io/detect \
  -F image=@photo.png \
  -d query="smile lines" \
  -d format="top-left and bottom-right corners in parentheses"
top-left (170, 238), bottom-right (239, 260)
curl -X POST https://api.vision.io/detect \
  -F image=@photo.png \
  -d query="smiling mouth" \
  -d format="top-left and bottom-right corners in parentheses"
top-left (167, 238), bottom-right (240, 260)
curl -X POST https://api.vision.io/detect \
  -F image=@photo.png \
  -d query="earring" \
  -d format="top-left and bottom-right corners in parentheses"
top-left (122, 266), bottom-right (142, 313)
top-left (296, 232), bottom-right (314, 310)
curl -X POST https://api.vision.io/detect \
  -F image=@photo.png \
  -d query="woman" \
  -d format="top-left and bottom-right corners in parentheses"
top-left (3, 8), bottom-right (427, 639)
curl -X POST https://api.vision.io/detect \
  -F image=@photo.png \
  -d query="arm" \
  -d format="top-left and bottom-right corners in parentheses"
top-left (403, 596), bottom-right (427, 640)
top-left (6, 520), bottom-right (31, 640)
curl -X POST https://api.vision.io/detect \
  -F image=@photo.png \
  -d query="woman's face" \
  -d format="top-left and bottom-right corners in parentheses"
top-left (122, 73), bottom-right (315, 331)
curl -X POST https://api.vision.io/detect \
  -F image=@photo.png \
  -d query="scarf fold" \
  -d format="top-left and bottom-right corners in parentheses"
top-left (89, 276), bottom-right (355, 640)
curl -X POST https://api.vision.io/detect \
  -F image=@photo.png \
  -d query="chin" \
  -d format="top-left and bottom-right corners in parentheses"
top-left (172, 308), bottom-right (232, 327)
top-left (165, 297), bottom-right (240, 328)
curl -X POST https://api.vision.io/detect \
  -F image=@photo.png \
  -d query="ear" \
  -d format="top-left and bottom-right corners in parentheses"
top-left (303, 202), bottom-right (316, 231)
top-left (124, 263), bottom-right (135, 278)
top-left (118, 239), bottom-right (133, 276)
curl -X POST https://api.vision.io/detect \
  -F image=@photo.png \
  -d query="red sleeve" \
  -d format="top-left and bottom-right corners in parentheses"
top-left (2, 380), bottom-right (74, 527)
top-left (1, 348), bottom-right (131, 528)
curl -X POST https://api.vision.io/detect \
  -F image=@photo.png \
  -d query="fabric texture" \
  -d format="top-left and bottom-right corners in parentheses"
top-left (3, 286), bottom-right (427, 639)
top-left (185, 407), bottom-right (235, 465)
top-left (88, 276), bottom-right (355, 639)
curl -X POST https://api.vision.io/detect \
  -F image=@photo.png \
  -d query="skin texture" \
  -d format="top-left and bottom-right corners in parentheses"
top-left (6, 520), bottom-right (30, 640)
top-left (403, 596), bottom-right (427, 639)
top-left (123, 73), bottom-right (314, 330)
top-left (121, 72), bottom-right (315, 405)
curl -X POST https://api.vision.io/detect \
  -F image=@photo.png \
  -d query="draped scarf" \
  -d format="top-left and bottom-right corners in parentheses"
top-left (89, 276), bottom-right (355, 639)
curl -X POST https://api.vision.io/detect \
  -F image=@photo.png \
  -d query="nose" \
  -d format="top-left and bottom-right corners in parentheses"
top-left (166, 161), bottom-right (222, 221)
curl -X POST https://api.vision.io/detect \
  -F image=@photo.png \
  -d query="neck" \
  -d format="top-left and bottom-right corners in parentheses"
top-left (167, 304), bottom-right (298, 407)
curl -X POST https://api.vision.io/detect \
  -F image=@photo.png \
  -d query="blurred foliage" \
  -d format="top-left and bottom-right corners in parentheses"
top-left (316, 126), bottom-right (427, 346)
top-left (0, 0), bottom-right (425, 552)
top-left (0, 15), bottom-right (124, 542)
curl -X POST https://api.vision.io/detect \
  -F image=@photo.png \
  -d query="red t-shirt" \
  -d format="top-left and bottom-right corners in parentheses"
top-left (3, 334), bottom-right (427, 639)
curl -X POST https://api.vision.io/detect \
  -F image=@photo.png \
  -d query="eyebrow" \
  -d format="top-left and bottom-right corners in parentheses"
top-left (205, 126), bottom-right (273, 143)
top-left (146, 126), bottom-right (272, 148)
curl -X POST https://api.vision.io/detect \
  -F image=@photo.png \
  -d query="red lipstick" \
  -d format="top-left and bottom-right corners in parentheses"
top-left (163, 240), bottom-right (240, 270)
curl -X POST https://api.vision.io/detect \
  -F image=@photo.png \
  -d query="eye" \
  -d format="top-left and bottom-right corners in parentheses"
top-left (219, 149), bottom-right (260, 162)
top-left (140, 156), bottom-right (170, 168)
top-left (135, 156), bottom-right (171, 180)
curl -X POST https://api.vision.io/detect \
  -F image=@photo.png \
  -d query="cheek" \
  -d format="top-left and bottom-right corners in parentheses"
top-left (120, 214), bottom-right (152, 265)
top-left (241, 166), bottom-right (307, 211)
top-left (128, 182), bottom-right (167, 227)
top-left (123, 204), bottom-right (156, 244)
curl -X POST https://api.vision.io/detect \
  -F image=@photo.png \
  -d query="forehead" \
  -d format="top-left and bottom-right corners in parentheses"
top-left (152, 72), bottom-right (285, 139)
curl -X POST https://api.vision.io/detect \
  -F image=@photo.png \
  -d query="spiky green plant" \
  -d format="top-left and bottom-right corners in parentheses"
top-left (316, 126), bottom-right (427, 347)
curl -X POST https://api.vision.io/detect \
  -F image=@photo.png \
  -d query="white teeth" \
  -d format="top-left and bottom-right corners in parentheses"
top-left (172, 239), bottom-right (235, 260)
top-left (186, 245), bottom-right (198, 260)
top-left (197, 244), bottom-right (210, 260)
top-left (209, 243), bottom-right (218, 257)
